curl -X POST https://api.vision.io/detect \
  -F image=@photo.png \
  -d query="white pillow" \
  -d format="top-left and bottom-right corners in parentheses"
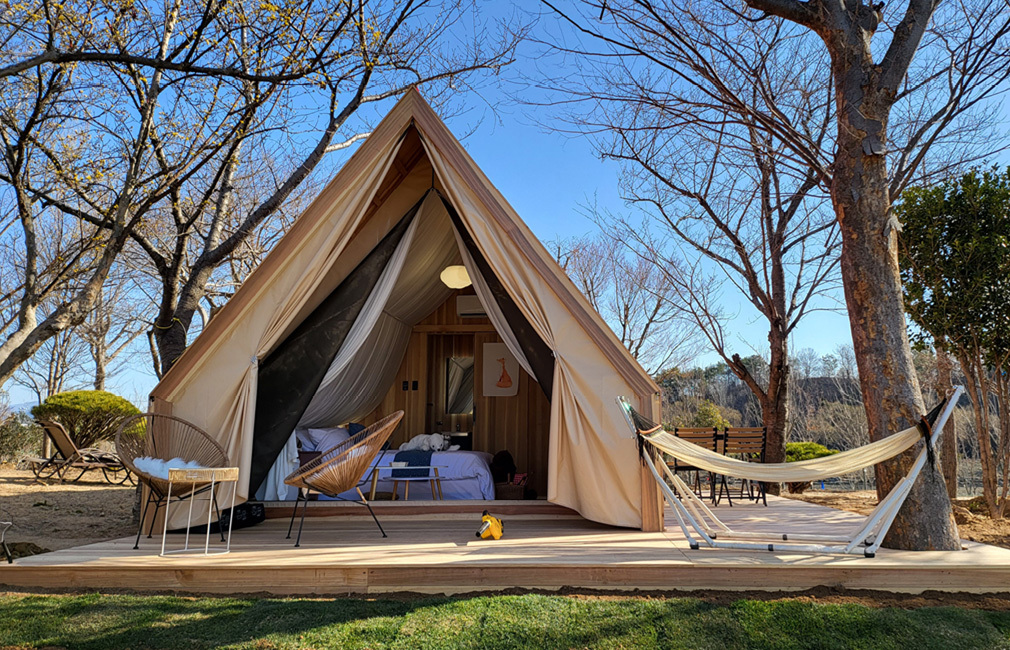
top-left (133, 456), bottom-right (207, 479)
top-left (302, 427), bottom-right (350, 452)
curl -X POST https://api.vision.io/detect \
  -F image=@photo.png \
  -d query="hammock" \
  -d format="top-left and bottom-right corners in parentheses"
top-left (639, 409), bottom-right (940, 483)
top-left (621, 387), bottom-right (963, 557)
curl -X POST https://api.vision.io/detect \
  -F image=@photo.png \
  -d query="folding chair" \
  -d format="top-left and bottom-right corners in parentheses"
top-left (670, 427), bottom-right (722, 504)
top-left (720, 427), bottom-right (767, 506)
top-left (33, 419), bottom-right (132, 484)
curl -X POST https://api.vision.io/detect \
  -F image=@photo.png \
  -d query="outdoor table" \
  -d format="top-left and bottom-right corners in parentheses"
top-left (160, 466), bottom-right (239, 557)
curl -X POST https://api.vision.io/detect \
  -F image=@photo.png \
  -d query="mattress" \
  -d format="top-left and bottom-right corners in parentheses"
top-left (328, 449), bottom-right (495, 501)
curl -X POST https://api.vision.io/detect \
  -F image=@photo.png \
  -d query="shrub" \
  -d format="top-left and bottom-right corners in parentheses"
top-left (31, 391), bottom-right (140, 449)
top-left (785, 441), bottom-right (838, 493)
top-left (0, 412), bottom-right (42, 462)
top-left (786, 441), bottom-right (839, 462)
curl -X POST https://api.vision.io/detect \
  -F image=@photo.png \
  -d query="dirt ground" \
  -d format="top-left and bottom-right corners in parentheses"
top-left (784, 489), bottom-right (1010, 549)
top-left (0, 465), bottom-right (136, 557)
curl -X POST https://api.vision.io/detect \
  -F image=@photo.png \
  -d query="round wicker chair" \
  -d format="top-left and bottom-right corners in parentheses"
top-left (284, 410), bottom-right (404, 547)
top-left (115, 413), bottom-right (230, 549)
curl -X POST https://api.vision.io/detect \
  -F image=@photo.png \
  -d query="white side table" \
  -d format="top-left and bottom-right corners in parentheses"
top-left (370, 465), bottom-right (447, 500)
top-left (160, 467), bottom-right (239, 557)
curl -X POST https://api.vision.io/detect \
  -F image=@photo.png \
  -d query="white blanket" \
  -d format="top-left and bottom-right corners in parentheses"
top-left (133, 456), bottom-right (207, 480)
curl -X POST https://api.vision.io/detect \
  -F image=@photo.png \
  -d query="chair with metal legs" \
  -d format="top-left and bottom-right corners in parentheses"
top-left (671, 427), bottom-right (722, 504)
top-left (283, 411), bottom-right (403, 547)
top-left (115, 413), bottom-right (230, 549)
top-left (720, 427), bottom-right (768, 506)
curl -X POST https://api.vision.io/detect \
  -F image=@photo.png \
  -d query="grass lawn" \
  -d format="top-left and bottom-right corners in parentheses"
top-left (1, 592), bottom-right (1009, 650)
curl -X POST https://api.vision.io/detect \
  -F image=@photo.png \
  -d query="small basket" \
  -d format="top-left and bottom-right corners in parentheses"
top-left (495, 482), bottom-right (525, 500)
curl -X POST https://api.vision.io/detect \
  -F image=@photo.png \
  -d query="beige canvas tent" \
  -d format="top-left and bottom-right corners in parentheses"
top-left (149, 90), bottom-right (663, 531)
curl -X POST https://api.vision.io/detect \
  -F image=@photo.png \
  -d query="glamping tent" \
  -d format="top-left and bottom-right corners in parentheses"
top-left (148, 90), bottom-right (663, 530)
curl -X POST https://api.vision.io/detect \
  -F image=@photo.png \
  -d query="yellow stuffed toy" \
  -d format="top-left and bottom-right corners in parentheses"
top-left (475, 510), bottom-right (504, 540)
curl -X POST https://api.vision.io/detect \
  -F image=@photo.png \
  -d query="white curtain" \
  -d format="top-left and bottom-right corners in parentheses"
top-left (298, 193), bottom-right (458, 427)
top-left (257, 432), bottom-right (298, 501)
top-left (454, 229), bottom-right (536, 379)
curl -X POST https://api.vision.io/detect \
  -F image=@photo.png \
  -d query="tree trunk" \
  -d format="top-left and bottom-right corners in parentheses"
top-left (935, 344), bottom-right (958, 499)
top-left (832, 108), bottom-right (959, 550)
top-left (94, 356), bottom-right (106, 391)
top-left (762, 326), bottom-right (789, 495)
top-left (959, 352), bottom-right (1000, 518)
top-left (151, 265), bottom-right (207, 377)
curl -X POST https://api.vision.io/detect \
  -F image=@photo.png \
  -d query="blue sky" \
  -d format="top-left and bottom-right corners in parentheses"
top-left (4, 28), bottom-right (866, 407)
top-left (3, 77), bottom-right (857, 408)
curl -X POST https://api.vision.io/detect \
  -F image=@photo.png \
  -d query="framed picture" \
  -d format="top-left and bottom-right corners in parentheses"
top-left (482, 342), bottom-right (519, 397)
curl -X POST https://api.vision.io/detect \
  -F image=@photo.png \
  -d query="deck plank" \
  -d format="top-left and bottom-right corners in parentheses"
top-left (4, 497), bottom-right (1009, 594)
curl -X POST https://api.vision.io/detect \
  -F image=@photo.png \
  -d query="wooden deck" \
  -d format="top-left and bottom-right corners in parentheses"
top-left (4, 496), bottom-right (1009, 595)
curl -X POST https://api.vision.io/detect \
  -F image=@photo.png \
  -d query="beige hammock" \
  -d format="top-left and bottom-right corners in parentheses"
top-left (621, 387), bottom-right (963, 557)
top-left (639, 422), bottom-right (925, 483)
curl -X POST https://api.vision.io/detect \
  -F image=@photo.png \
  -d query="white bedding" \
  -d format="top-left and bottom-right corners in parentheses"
top-left (327, 449), bottom-right (495, 501)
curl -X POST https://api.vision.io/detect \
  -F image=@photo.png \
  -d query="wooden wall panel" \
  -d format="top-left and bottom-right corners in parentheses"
top-left (473, 331), bottom-right (550, 496)
top-left (363, 289), bottom-right (550, 495)
top-left (365, 331), bottom-right (427, 445)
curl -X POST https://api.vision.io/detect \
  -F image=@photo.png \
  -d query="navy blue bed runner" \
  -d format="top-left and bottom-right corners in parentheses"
top-left (392, 450), bottom-right (433, 477)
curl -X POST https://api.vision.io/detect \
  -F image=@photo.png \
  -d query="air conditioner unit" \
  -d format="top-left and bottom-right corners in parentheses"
top-left (456, 295), bottom-right (486, 318)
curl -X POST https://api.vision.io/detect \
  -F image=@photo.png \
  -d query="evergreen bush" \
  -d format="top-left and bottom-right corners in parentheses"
top-left (31, 391), bottom-right (140, 449)
top-left (785, 441), bottom-right (838, 493)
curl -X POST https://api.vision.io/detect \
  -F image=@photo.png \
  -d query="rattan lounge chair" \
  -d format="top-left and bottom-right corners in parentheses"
top-left (31, 419), bottom-right (131, 485)
top-left (284, 411), bottom-right (403, 547)
top-left (115, 413), bottom-right (230, 550)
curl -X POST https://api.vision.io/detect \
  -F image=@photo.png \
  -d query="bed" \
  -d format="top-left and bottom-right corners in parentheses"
top-left (324, 449), bottom-right (495, 501)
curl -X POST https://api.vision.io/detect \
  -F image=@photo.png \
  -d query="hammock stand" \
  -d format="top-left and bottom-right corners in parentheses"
top-left (620, 386), bottom-right (963, 558)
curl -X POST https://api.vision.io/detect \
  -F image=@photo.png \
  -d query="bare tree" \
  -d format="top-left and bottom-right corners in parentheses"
top-left (0, 57), bottom-right (148, 389)
top-left (535, 7), bottom-right (842, 477)
top-left (553, 232), bottom-right (703, 373)
top-left (12, 327), bottom-right (89, 405)
top-left (79, 276), bottom-right (147, 391)
top-left (541, 0), bottom-right (1010, 549)
top-left (1, 0), bottom-right (525, 385)
top-left (112, 1), bottom-right (523, 377)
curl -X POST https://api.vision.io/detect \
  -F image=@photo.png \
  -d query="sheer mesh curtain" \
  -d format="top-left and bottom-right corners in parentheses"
top-left (257, 203), bottom-right (421, 499)
top-left (453, 229), bottom-right (536, 378)
top-left (260, 196), bottom-right (458, 498)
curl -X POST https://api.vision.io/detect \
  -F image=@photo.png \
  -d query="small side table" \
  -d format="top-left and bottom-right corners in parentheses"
top-left (160, 467), bottom-right (239, 557)
top-left (370, 466), bottom-right (446, 501)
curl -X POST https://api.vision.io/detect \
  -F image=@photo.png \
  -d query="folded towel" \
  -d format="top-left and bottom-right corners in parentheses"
top-left (392, 450), bottom-right (433, 478)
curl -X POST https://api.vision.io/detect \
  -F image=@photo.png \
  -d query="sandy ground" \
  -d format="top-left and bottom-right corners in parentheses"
top-left (0, 465), bottom-right (136, 557)
top-left (785, 489), bottom-right (1010, 549)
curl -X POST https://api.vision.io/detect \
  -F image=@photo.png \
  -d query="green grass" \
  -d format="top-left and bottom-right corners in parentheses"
top-left (1, 593), bottom-right (1009, 649)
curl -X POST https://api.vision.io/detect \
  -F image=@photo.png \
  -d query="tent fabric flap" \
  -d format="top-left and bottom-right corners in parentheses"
top-left (249, 201), bottom-right (420, 496)
top-left (158, 131), bottom-right (406, 528)
top-left (422, 139), bottom-right (646, 529)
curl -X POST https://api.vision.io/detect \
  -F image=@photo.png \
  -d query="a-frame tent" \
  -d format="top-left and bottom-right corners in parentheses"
top-left (149, 90), bottom-right (663, 531)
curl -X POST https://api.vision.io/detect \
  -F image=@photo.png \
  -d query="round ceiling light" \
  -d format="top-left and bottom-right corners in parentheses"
top-left (440, 265), bottom-right (472, 289)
